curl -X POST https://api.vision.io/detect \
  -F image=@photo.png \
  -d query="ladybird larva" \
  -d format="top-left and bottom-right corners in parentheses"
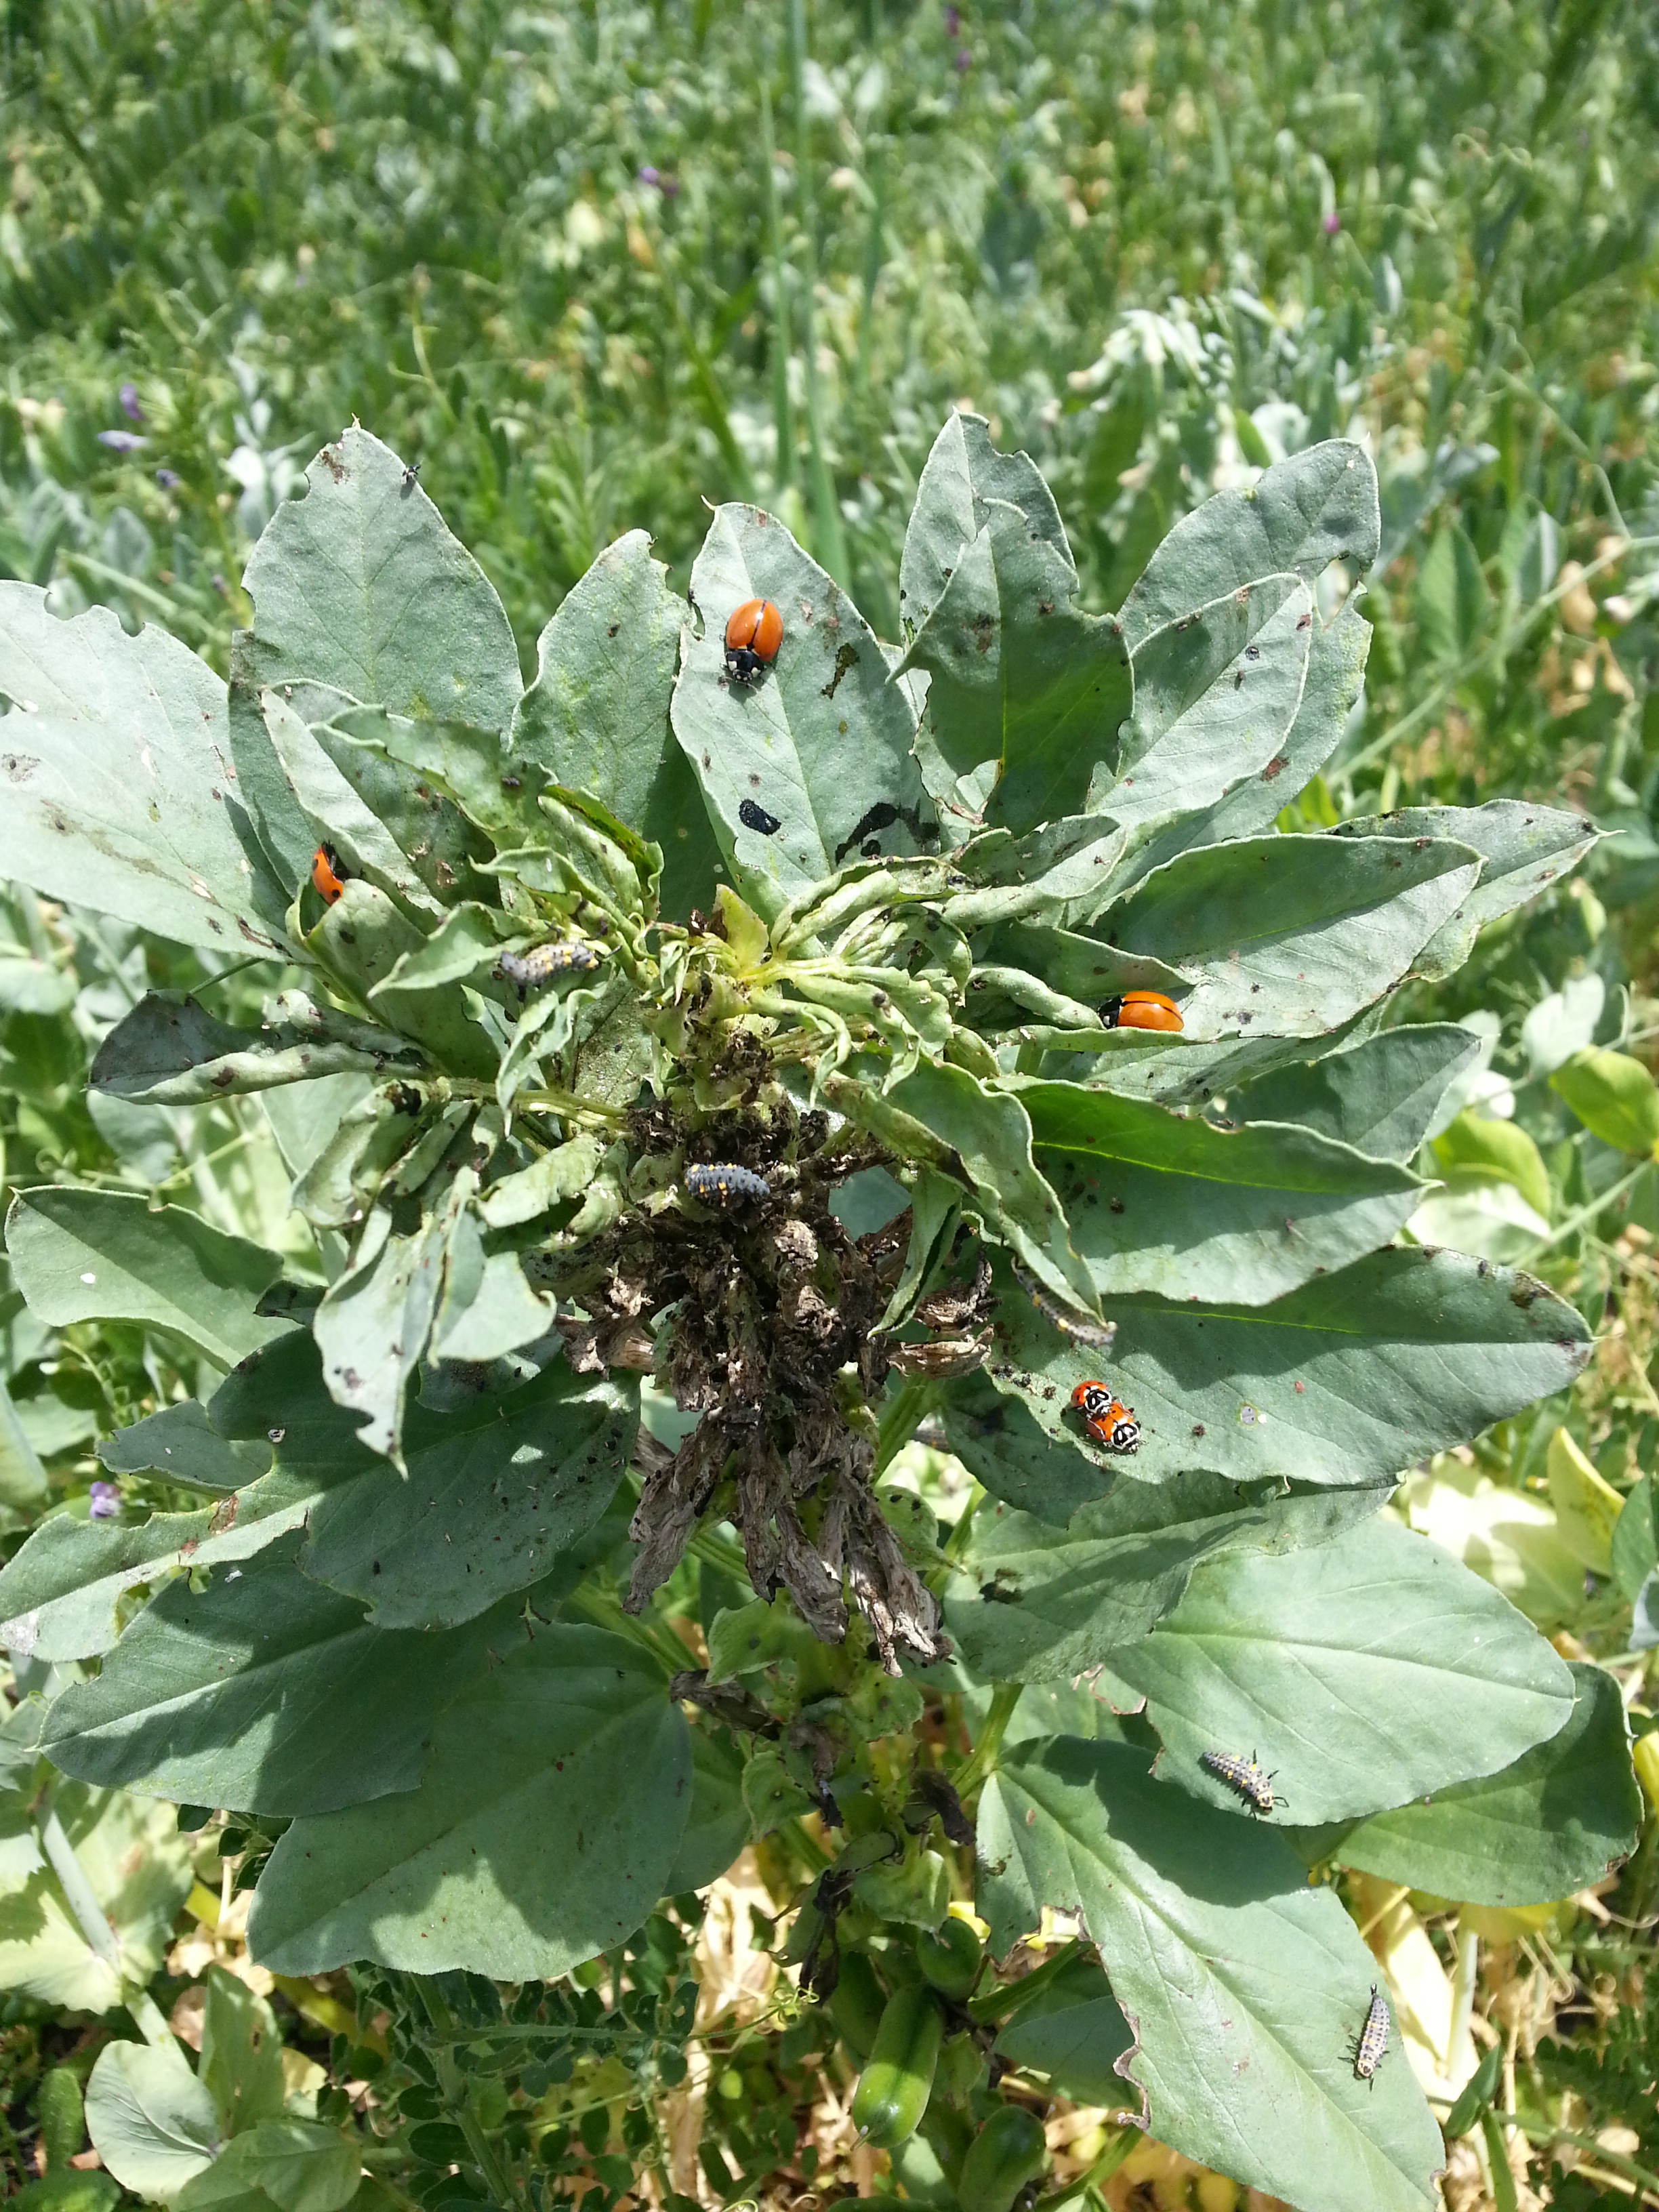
top-left (494, 940), bottom-right (601, 996)
top-left (1200, 1748), bottom-right (1281, 1815)
top-left (684, 1162), bottom-right (771, 1207)
top-left (1351, 1984), bottom-right (1390, 2085)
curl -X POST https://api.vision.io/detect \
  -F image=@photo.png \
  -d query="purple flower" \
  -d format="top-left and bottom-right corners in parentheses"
top-left (1322, 209), bottom-right (1340, 235)
top-left (119, 382), bottom-right (142, 422)
top-left (98, 429), bottom-right (148, 454)
top-left (944, 5), bottom-right (961, 31)
top-left (89, 1481), bottom-right (121, 1520)
top-left (955, 45), bottom-right (972, 70)
top-left (155, 468), bottom-right (182, 489)
top-left (660, 174), bottom-right (680, 199)
top-left (638, 165), bottom-right (661, 186)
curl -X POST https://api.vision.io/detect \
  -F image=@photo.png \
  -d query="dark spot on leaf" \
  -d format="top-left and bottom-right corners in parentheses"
top-left (739, 798), bottom-right (781, 836)
top-left (821, 642), bottom-right (859, 699)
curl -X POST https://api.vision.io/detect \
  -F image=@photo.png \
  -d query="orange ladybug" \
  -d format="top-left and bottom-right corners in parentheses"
top-left (310, 844), bottom-right (347, 905)
top-left (1100, 990), bottom-right (1183, 1033)
top-left (724, 596), bottom-right (783, 683)
top-left (1069, 1379), bottom-right (1141, 1454)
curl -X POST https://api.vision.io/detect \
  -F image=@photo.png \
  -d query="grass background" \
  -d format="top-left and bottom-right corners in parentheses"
top-left (3, 3), bottom-right (1659, 2207)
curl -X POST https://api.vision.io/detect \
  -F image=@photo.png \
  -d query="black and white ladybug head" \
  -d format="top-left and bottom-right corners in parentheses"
top-left (1109, 1414), bottom-right (1141, 1452)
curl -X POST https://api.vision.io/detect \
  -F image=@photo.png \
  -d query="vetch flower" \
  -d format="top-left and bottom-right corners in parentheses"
top-left (88, 1480), bottom-right (121, 1520)
top-left (1322, 209), bottom-right (1340, 234)
top-left (97, 429), bottom-right (147, 454)
top-left (155, 468), bottom-right (182, 489)
top-left (119, 382), bottom-right (143, 422)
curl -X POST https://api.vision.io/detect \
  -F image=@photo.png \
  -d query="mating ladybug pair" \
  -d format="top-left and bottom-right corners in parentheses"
top-left (1069, 1379), bottom-right (1140, 1454)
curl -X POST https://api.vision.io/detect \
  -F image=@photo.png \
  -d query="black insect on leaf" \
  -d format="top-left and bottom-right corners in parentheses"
top-left (739, 798), bottom-right (781, 835)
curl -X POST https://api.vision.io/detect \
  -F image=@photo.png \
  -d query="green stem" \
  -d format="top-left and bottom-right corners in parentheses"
top-left (1488, 2111), bottom-right (1659, 2200)
top-left (876, 1379), bottom-right (934, 1474)
top-left (758, 77), bottom-right (794, 490)
top-left (952, 1682), bottom-right (1024, 1799)
top-left (1519, 1155), bottom-right (1653, 1258)
top-left (1032, 2122), bottom-right (1139, 2208)
top-left (37, 1799), bottom-right (176, 2052)
top-left (416, 1980), bottom-right (521, 2208)
top-left (786, 0), bottom-right (848, 581)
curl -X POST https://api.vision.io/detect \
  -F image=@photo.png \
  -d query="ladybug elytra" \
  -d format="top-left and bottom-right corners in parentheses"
top-left (1069, 1379), bottom-right (1140, 1454)
top-left (724, 596), bottom-right (783, 683)
top-left (1099, 990), bottom-right (1183, 1033)
top-left (311, 844), bottom-right (347, 905)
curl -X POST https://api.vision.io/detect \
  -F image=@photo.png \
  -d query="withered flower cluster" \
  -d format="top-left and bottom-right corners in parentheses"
top-left (545, 1102), bottom-right (991, 1673)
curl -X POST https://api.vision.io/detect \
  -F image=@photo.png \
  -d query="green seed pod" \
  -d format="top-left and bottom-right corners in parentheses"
top-left (916, 1914), bottom-right (983, 1999)
top-left (958, 2103), bottom-right (1048, 2212)
top-left (850, 1985), bottom-right (946, 2149)
top-left (827, 1947), bottom-right (888, 2064)
top-left (37, 2067), bottom-right (84, 2171)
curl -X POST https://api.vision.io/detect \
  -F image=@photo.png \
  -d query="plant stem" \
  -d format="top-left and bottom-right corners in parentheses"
top-left (1489, 2110), bottom-right (1659, 2202)
top-left (37, 1799), bottom-right (176, 2051)
top-left (785, 0), bottom-right (848, 582)
top-left (876, 1379), bottom-right (934, 1473)
top-left (758, 77), bottom-right (794, 490)
top-left (1446, 1919), bottom-right (1479, 2081)
top-left (1520, 1155), bottom-right (1654, 1258)
top-left (415, 1979), bottom-right (521, 2208)
top-left (952, 1683), bottom-right (1024, 1799)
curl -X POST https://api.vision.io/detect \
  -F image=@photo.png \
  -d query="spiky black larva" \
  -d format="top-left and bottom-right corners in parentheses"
top-left (684, 1162), bottom-right (771, 1207)
top-left (1200, 1749), bottom-right (1280, 1814)
top-left (1351, 1985), bottom-right (1390, 2084)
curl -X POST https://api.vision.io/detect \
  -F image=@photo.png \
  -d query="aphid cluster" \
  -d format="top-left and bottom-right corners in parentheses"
top-left (494, 941), bottom-right (601, 997)
top-left (1200, 1748), bottom-right (1282, 1816)
top-left (683, 1162), bottom-right (772, 1207)
top-left (1099, 989), bottom-right (1184, 1033)
top-left (1069, 1379), bottom-right (1140, 1454)
top-left (724, 596), bottom-right (783, 684)
top-left (1351, 1986), bottom-right (1390, 2085)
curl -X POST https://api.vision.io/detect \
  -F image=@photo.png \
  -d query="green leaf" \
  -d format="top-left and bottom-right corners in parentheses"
top-left (428, 1217), bottom-right (556, 1365)
top-left (897, 412), bottom-right (1132, 834)
top-left (40, 1537), bottom-right (491, 1816)
top-left (991, 1953), bottom-right (1133, 2103)
top-left (0, 586), bottom-right (287, 955)
top-left (178, 2121), bottom-right (360, 2212)
top-left (1116, 441), bottom-right (1381, 651)
top-left (0, 1469), bottom-right (321, 1662)
top-left (242, 429), bottom-right (521, 733)
top-left (1311, 1663), bottom-right (1640, 1905)
top-left (0, 1778), bottom-right (193, 2011)
top-left (261, 691), bottom-right (448, 924)
top-left (247, 1626), bottom-right (689, 1978)
top-left (5, 1189), bottom-right (291, 1369)
top-left (98, 1400), bottom-right (270, 1494)
top-left (477, 1132), bottom-right (605, 1230)
top-left (968, 1247), bottom-right (1590, 1489)
top-left (1104, 577), bottom-right (1313, 834)
top-left (1176, 595), bottom-right (1371, 847)
top-left (1105, 1517), bottom-right (1574, 1822)
top-left (1332, 801), bottom-right (1596, 979)
top-left (312, 1181), bottom-right (468, 1465)
top-left (979, 1738), bottom-right (1442, 2212)
top-left (1093, 832), bottom-right (1483, 1039)
top-left (512, 529), bottom-right (720, 920)
top-left (1229, 1026), bottom-right (1481, 1161)
top-left (667, 1725), bottom-right (751, 1893)
top-left (670, 502), bottom-right (932, 919)
top-left (306, 880), bottom-right (492, 1075)
top-left (199, 1966), bottom-right (287, 2137)
top-left (827, 1059), bottom-right (1094, 1313)
top-left (212, 1328), bottom-right (637, 1633)
top-left (1551, 1047), bottom-right (1659, 1156)
top-left (936, 1374), bottom-right (1111, 1525)
top-left (1443, 2045), bottom-right (1503, 2140)
top-left (1432, 1109), bottom-right (1553, 1221)
top-left (1414, 521), bottom-right (1490, 662)
top-left (946, 1475), bottom-right (1389, 1684)
top-left (89, 992), bottom-right (415, 1106)
top-left (1020, 1079), bottom-right (1422, 1304)
top-left (1612, 1473), bottom-right (1659, 1605)
top-left (83, 2041), bottom-right (220, 2205)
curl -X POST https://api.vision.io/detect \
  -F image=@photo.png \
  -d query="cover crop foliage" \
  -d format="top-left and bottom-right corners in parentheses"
top-left (0, 415), bottom-right (1641, 2212)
